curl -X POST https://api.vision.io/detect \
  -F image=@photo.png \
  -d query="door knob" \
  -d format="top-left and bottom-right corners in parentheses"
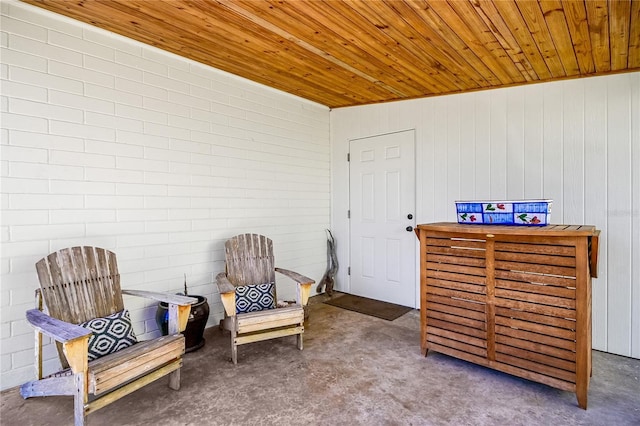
top-left (407, 214), bottom-right (413, 220)
top-left (406, 226), bottom-right (413, 232)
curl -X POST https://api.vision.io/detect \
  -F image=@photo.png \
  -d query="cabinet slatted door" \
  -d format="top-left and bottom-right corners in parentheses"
top-left (424, 234), bottom-right (488, 363)
top-left (417, 223), bottom-right (599, 409)
top-left (492, 236), bottom-right (579, 391)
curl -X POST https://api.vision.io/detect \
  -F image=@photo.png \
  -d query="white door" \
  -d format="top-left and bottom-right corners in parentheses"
top-left (349, 130), bottom-right (416, 307)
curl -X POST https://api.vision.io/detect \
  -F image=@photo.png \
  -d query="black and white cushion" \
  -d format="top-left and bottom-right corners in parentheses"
top-left (235, 283), bottom-right (276, 314)
top-left (80, 309), bottom-right (138, 361)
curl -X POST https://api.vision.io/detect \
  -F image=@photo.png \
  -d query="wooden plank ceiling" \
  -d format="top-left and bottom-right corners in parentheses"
top-left (22, 0), bottom-right (640, 108)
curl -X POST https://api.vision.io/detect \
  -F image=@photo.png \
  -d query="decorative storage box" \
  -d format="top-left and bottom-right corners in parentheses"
top-left (455, 199), bottom-right (552, 226)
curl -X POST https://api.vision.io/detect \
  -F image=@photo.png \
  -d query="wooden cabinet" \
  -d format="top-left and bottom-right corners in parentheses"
top-left (415, 223), bottom-right (600, 409)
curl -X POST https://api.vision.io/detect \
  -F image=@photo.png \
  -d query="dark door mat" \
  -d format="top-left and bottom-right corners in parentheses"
top-left (324, 294), bottom-right (412, 321)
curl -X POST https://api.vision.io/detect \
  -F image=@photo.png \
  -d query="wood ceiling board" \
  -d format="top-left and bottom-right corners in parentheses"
top-left (609, 0), bottom-right (631, 71)
top-left (491, 0), bottom-right (554, 80)
top-left (28, 0), bottom-right (370, 107)
top-left (445, 0), bottom-right (527, 84)
top-left (151, 0), bottom-right (392, 103)
top-left (471, 0), bottom-right (538, 81)
top-left (515, 0), bottom-right (568, 78)
top-left (406, 0), bottom-right (502, 87)
top-left (539, 0), bottom-right (581, 76)
top-left (390, 0), bottom-right (492, 87)
top-left (19, 0), bottom-right (640, 108)
top-left (346, 0), bottom-right (468, 92)
top-left (427, 0), bottom-right (524, 85)
top-left (323, 0), bottom-right (453, 94)
top-left (585, 0), bottom-right (612, 73)
top-left (561, 0), bottom-right (596, 74)
top-left (228, 0), bottom-right (418, 97)
top-left (630, 0), bottom-right (640, 68)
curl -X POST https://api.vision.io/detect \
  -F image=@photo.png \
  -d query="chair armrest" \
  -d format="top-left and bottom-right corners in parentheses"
top-left (26, 309), bottom-right (91, 374)
top-left (122, 290), bottom-right (196, 306)
top-left (25, 309), bottom-right (92, 343)
top-left (275, 268), bottom-right (314, 285)
top-left (216, 273), bottom-right (236, 317)
top-left (275, 268), bottom-right (315, 307)
top-left (216, 273), bottom-right (236, 294)
top-left (123, 290), bottom-right (196, 334)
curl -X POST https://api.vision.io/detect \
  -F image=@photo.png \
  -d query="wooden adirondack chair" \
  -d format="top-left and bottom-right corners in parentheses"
top-left (20, 247), bottom-right (196, 426)
top-left (216, 234), bottom-right (314, 364)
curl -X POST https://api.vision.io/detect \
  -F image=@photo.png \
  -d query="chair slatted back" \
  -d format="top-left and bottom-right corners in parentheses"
top-left (224, 234), bottom-right (276, 287)
top-left (36, 247), bottom-right (124, 325)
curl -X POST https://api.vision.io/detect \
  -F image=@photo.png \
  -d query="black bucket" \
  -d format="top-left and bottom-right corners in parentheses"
top-left (156, 295), bottom-right (209, 352)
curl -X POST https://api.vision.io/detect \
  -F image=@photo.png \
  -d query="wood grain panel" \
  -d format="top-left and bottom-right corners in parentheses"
top-left (427, 270), bottom-right (486, 287)
top-left (424, 245), bottom-right (486, 258)
top-left (494, 241), bottom-right (575, 256)
top-left (495, 334), bottom-right (577, 362)
top-left (426, 283), bottom-right (486, 303)
top-left (427, 310), bottom-right (486, 330)
top-left (353, 0), bottom-right (471, 92)
top-left (495, 352), bottom-right (576, 383)
top-left (427, 294), bottom-right (486, 313)
top-left (472, 0), bottom-right (538, 80)
top-left (426, 342), bottom-right (489, 367)
top-left (431, 0), bottom-right (524, 84)
top-left (427, 322), bottom-right (486, 342)
top-left (429, 334), bottom-right (487, 358)
top-left (561, 0), bottom-right (595, 73)
top-left (427, 326), bottom-right (487, 353)
top-left (495, 316), bottom-right (575, 341)
top-left (496, 346), bottom-right (575, 376)
top-left (608, 0), bottom-right (631, 70)
top-left (540, 1), bottom-right (581, 75)
top-left (424, 254), bottom-right (485, 268)
top-left (427, 302), bottom-right (486, 321)
top-left (406, 0), bottom-right (502, 86)
top-left (495, 288), bottom-right (576, 309)
top-left (234, 0), bottom-right (421, 97)
top-left (494, 279), bottom-right (575, 299)
top-left (585, 0), bottom-right (612, 73)
top-left (388, 0), bottom-right (491, 88)
top-left (630, 1), bottom-right (640, 68)
top-left (494, 269), bottom-right (576, 288)
top-left (494, 250), bottom-right (576, 267)
top-left (426, 278), bottom-right (486, 295)
top-left (495, 325), bottom-right (576, 352)
top-left (491, 361), bottom-right (576, 393)
top-left (491, 0), bottom-right (554, 80)
top-left (516, 0), bottom-right (568, 77)
top-left (494, 260), bottom-right (576, 277)
top-left (496, 297), bottom-right (576, 319)
top-left (21, 0), bottom-right (638, 108)
top-left (426, 262), bottom-right (485, 277)
top-left (495, 307), bottom-right (576, 330)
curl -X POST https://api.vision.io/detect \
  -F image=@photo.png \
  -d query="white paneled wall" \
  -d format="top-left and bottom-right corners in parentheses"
top-left (331, 72), bottom-right (640, 359)
top-left (0, 1), bottom-right (330, 390)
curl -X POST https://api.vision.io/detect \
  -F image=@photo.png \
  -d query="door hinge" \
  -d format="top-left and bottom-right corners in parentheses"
top-left (347, 267), bottom-right (351, 275)
top-left (347, 152), bottom-right (350, 162)
top-left (347, 210), bottom-right (350, 218)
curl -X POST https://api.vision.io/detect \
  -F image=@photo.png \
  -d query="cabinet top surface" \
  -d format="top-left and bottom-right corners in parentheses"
top-left (416, 222), bottom-right (599, 237)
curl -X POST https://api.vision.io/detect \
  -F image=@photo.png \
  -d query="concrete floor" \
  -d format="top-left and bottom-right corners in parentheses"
top-left (2, 294), bottom-right (639, 425)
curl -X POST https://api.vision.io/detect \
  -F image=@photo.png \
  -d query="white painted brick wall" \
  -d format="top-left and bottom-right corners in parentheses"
top-left (0, 1), bottom-right (330, 391)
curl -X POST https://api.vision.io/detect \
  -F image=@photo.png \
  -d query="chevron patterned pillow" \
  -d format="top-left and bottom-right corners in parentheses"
top-left (236, 283), bottom-right (276, 314)
top-left (80, 309), bottom-right (138, 361)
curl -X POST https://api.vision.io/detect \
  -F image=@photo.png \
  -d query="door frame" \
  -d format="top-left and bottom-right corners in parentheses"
top-left (347, 129), bottom-right (419, 308)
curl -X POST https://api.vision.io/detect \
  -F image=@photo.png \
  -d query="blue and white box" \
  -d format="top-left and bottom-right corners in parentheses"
top-left (455, 200), bottom-right (552, 226)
